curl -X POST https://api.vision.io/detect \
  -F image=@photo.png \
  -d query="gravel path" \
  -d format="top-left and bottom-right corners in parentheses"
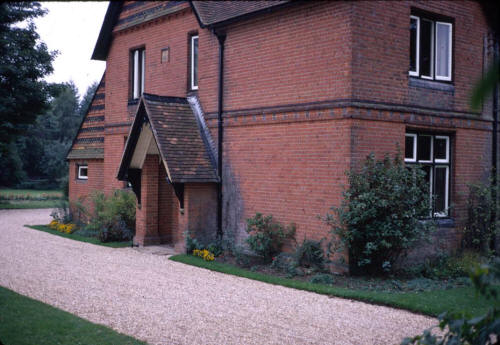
top-left (0, 209), bottom-right (435, 345)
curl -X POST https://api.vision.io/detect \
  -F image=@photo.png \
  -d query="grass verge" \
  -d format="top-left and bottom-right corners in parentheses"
top-left (25, 225), bottom-right (132, 248)
top-left (170, 254), bottom-right (498, 317)
top-left (0, 188), bottom-right (63, 198)
top-left (0, 200), bottom-right (62, 209)
top-left (0, 286), bottom-right (147, 345)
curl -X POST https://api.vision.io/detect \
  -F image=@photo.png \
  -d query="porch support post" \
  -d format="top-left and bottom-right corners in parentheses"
top-left (134, 154), bottom-right (161, 246)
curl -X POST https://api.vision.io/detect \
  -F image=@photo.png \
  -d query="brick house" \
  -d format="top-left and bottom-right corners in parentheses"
top-left (67, 1), bottom-right (497, 266)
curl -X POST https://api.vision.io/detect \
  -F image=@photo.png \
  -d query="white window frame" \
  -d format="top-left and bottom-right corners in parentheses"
top-left (77, 165), bottom-right (88, 180)
top-left (409, 16), bottom-right (420, 77)
top-left (434, 135), bottom-right (450, 163)
top-left (409, 15), bottom-right (452, 82)
top-left (132, 48), bottom-right (145, 99)
top-left (191, 35), bottom-right (199, 90)
top-left (434, 21), bottom-right (452, 81)
top-left (420, 18), bottom-right (434, 80)
top-left (404, 133), bottom-right (417, 162)
top-left (405, 133), bottom-right (451, 218)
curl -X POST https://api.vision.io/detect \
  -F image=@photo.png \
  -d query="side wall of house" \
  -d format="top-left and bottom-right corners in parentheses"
top-left (68, 77), bottom-right (106, 212)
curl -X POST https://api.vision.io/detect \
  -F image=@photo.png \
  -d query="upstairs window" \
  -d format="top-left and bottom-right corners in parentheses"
top-left (190, 35), bottom-right (198, 90)
top-left (131, 48), bottom-right (145, 99)
top-left (405, 133), bottom-right (450, 217)
top-left (77, 165), bottom-right (88, 180)
top-left (409, 13), bottom-right (452, 81)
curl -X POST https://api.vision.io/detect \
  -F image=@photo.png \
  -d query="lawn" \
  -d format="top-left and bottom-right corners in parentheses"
top-left (170, 254), bottom-right (499, 317)
top-left (25, 225), bottom-right (133, 248)
top-left (0, 188), bottom-right (64, 209)
top-left (0, 286), bottom-right (147, 345)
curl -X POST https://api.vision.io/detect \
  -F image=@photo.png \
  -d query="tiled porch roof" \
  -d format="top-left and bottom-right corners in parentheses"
top-left (118, 93), bottom-right (218, 183)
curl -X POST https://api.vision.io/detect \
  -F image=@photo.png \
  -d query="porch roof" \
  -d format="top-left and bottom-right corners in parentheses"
top-left (117, 93), bottom-right (218, 183)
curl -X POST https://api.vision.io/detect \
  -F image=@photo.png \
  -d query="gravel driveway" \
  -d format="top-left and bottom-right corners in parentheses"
top-left (0, 209), bottom-right (435, 345)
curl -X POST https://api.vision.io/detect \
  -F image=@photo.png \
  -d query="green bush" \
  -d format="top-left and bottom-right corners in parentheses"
top-left (50, 200), bottom-right (72, 224)
top-left (295, 238), bottom-right (325, 270)
top-left (402, 259), bottom-right (500, 345)
top-left (245, 213), bottom-right (296, 262)
top-left (309, 273), bottom-right (334, 285)
top-left (326, 152), bottom-right (433, 275)
top-left (83, 190), bottom-right (135, 242)
top-left (464, 181), bottom-right (499, 255)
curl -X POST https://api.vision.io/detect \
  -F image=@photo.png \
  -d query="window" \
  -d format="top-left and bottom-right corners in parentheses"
top-left (409, 13), bottom-right (452, 81)
top-left (190, 35), bottom-right (198, 90)
top-left (130, 48), bottom-right (145, 99)
top-left (405, 133), bottom-right (450, 217)
top-left (77, 165), bottom-right (88, 180)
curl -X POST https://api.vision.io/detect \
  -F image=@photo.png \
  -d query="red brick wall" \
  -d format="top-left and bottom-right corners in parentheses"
top-left (68, 159), bottom-right (104, 217)
top-left (158, 167), bottom-right (178, 244)
top-left (221, 111), bottom-right (351, 250)
top-left (351, 1), bottom-right (488, 114)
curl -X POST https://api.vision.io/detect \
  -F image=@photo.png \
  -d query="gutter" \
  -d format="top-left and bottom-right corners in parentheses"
top-left (215, 30), bottom-right (226, 241)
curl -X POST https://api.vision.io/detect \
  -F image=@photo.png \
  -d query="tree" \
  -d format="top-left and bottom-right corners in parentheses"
top-left (0, 2), bottom-right (56, 154)
top-left (79, 81), bottom-right (99, 118)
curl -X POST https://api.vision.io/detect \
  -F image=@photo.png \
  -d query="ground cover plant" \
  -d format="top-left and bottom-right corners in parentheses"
top-left (25, 225), bottom-right (132, 248)
top-left (0, 286), bottom-right (146, 345)
top-left (170, 254), bottom-right (497, 317)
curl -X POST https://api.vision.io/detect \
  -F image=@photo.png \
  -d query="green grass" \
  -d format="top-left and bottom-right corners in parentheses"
top-left (0, 286), bottom-right (147, 345)
top-left (0, 188), bottom-right (64, 209)
top-left (25, 225), bottom-right (133, 248)
top-left (170, 254), bottom-right (499, 317)
top-left (0, 188), bottom-right (63, 198)
top-left (0, 200), bottom-right (62, 209)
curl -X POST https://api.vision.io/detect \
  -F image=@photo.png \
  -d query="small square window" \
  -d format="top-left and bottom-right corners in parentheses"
top-left (78, 165), bottom-right (88, 180)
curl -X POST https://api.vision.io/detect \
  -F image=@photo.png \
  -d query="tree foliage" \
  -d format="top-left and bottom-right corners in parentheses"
top-left (326, 153), bottom-right (433, 275)
top-left (0, 2), bottom-right (56, 153)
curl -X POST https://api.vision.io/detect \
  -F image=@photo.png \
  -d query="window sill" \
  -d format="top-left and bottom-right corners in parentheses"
top-left (75, 179), bottom-right (88, 184)
top-left (409, 77), bottom-right (454, 93)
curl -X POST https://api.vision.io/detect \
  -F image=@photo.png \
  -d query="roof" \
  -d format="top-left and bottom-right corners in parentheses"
top-left (190, 1), bottom-right (289, 28)
top-left (117, 93), bottom-right (218, 183)
top-left (67, 148), bottom-right (104, 160)
top-left (92, 1), bottom-right (291, 61)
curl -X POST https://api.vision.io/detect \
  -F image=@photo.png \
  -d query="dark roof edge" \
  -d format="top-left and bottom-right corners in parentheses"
top-left (188, 1), bottom-right (206, 28)
top-left (142, 93), bottom-right (188, 104)
top-left (190, 1), bottom-right (295, 30)
top-left (92, 2), bottom-right (123, 61)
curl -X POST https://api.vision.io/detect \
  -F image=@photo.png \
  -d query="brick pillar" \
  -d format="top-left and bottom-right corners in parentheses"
top-left (134, 155), bottom-right (161, 246)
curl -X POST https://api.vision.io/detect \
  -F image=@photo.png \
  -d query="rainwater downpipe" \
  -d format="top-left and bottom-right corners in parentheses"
top-left (491, 39), bottom-right (499, 253)
top-left (215, 31), bottom-right (226, 240)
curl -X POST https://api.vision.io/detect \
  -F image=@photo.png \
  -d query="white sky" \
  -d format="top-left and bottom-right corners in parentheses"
top-left (34, 2), bottom-right (109, 99)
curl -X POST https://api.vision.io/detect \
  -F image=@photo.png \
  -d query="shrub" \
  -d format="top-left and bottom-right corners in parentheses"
top-left (245, 213), bottom-right (296, 262)
top-left (309, 273), bottom-right (334, 285)
top-left (88, 190), bottom-right (136, 242)
top-left (185, 234), bottom-right (204, 254)
top-left (402, 259), bottom-right (500, 345)
top-left (326, 152), bottom-right (433, 275)
top-left (295, 238), bottom-right (326, 270)
top-left (464, 181), bottom-right (499, 255)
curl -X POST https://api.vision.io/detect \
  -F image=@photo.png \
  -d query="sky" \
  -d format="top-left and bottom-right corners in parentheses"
top-left (33, 2), bottom-right (109, 99)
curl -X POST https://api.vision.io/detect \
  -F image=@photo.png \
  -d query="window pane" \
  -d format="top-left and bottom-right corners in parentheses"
top-left (192, 36), bottom-right (198, 89)
top-left (436, 22), bottom-right (451, 79)
top-left (410, 17), bottom-right (418, 73)
top-left (420, 19), bottom-right (433, 77)
top-left (434, 137), bottom-right (448, 161)
top-left (434, 167), bottom-right (448, 214)
top-left (141, 50), bottom-right (145, 95)
top-left (417, 135), bottom-right (432, 161)
top-left (133, 50), bottom-right (139, 99)
top-left (405, 135), bottom-right (415, 160)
